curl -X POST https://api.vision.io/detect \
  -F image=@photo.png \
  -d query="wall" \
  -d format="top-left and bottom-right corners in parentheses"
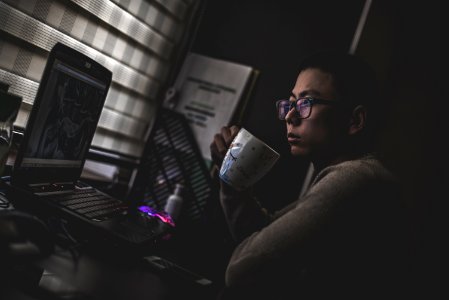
top-left (357, 1), bottom-right (447, 293)
top-left (191, 0), bottom-right (366, 210)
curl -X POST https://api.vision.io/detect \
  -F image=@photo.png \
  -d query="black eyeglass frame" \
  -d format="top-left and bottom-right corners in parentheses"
top-left (275, 97), bottom-right (339, 120)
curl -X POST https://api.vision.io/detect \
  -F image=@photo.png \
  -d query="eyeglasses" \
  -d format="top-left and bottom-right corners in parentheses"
top-left (275, 97), bottom-right (339, 120)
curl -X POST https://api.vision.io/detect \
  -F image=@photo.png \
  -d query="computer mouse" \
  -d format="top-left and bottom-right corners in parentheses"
top-left (0, 210), bottom-right (55, 261)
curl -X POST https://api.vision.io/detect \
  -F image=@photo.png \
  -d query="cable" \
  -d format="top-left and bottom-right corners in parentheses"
top-left (47, 217), bottom-right (85, 264)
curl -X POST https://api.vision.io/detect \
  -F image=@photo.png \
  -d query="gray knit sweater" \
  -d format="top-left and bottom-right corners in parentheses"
top-left (219, 154), bottom-right (408, 298)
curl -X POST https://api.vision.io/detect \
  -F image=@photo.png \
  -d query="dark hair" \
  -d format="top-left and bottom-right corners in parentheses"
top-left (298, 51), bottom-right (383, 150)
top-left (298, 51), bottom-right (379, 109)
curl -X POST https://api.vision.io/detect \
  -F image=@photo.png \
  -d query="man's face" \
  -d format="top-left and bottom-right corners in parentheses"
top-left (285, 68), bottom-right (348, 161)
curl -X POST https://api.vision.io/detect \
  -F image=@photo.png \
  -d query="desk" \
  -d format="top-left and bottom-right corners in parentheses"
top-left (1, 230), bottom-right (226, 300)
top-left (0, 195), bottom-right (231, 300)
top-left (0, 173), bottom-right (231, 300)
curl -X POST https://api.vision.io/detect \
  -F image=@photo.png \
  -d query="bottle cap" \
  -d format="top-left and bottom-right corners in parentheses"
top-left (174, 183), bottom-right (184, 196)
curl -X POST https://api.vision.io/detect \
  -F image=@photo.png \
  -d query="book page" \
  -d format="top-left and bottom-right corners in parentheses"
top-left (167, 52), bottom-right (255, 162)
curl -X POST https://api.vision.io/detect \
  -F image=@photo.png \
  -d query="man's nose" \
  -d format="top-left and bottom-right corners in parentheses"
top-left (285, 106), bottom-right (299, 125)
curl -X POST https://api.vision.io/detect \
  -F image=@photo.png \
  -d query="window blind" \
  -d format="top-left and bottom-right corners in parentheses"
top-left (0, 0), bottom-right (201, 158)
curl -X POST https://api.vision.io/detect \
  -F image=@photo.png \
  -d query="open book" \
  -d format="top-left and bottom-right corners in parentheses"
top-left (165, 52), bottom-right (258, 163)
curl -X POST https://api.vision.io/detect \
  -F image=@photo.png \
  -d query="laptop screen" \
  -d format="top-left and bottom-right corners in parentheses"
top-left (12, 43), bottom-right (112, 186)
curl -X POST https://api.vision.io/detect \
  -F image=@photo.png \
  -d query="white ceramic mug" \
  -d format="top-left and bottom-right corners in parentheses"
top-left (219, 128), bottom-right (280, 190)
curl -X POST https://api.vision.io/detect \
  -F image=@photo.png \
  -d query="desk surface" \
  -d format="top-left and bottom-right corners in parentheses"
top-left (0, 176), bottom-right (231, 300)
top-left (1, 235), bottom-right (225, 300)
top-left (0, 201), bottom-right (231, 300)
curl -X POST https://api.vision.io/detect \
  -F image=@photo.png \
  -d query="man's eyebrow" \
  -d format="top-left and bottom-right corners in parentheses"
top-left (291, 91), bottom-right (309, 98)
top-left (293, 90), bottom-right (321, 98)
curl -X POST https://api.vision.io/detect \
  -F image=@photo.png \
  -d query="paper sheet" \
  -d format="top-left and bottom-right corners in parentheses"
top-left (167, 53), bottom-right (255, 161)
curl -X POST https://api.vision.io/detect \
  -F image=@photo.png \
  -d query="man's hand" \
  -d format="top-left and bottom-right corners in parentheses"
top-left (210, 125), bottom-right (240, 169)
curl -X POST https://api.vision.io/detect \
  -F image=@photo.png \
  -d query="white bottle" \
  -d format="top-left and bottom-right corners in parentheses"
top-left (164, 184), bottom-right (184, 221)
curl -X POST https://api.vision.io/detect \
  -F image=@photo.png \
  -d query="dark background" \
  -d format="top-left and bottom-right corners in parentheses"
top-left (190, 0), bottom-right (447, 292)
top-left (191, 0), bottom-right (366, 210)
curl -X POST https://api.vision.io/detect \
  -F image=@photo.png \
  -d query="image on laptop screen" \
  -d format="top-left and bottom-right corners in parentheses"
top-left (21, 59), bottom-right (107, 168)
top-left (12, 43), bottom-right (112, 186)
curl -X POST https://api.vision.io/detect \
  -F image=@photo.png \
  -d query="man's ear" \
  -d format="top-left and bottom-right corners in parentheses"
top-left (348, 105), bottom-right (367, 135)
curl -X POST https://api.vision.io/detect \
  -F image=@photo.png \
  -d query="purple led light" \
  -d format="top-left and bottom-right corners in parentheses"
top-left (138, 205), bottom-right (175, 227)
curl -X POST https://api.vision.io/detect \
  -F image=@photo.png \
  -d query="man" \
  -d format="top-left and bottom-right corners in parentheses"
top-left (210, 51), bottom-right (410, 298)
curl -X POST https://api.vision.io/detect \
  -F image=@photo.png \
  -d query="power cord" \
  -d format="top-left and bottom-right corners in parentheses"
top-left (46, 217), bottom-right (87, 265)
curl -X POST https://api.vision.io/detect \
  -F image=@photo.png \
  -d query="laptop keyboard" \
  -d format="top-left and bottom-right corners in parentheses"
top-left (46, 187), bottom-right (127, 221)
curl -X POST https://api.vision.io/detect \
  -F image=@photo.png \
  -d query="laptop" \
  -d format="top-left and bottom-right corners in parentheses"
top-left (5, 42), bottom-right (171, 249)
